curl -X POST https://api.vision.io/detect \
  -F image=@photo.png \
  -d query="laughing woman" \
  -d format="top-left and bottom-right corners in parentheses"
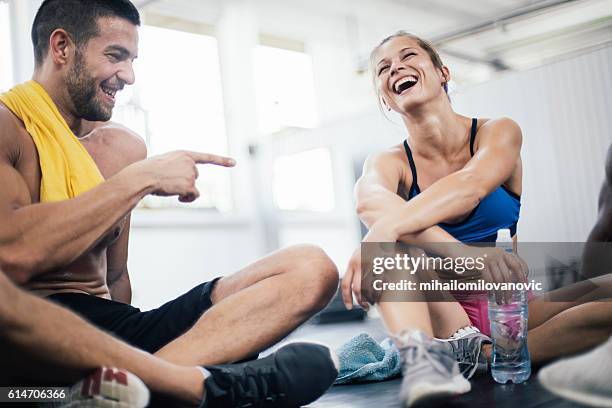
top-left (343, 31), bottom-right (525, 405)
top-left (342, 31), bottom-right (612, 406)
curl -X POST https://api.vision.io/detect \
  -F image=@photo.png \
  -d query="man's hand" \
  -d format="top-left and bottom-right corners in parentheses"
top-left (124, 150), bottom-right (236, 202)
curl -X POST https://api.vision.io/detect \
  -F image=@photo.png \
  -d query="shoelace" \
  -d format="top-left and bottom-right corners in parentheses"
top-left (454, 339), bottom-right (478, 365)
top-left (398, 341), bottom-right (454, 375)
top-left (449, 326), bottom-right (480, 340)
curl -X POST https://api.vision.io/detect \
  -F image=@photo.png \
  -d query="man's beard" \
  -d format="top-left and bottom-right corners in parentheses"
top-left (66, 51), bottom-right (112, 122)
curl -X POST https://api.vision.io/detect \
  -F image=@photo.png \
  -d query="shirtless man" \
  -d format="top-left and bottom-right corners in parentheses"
top-left (0, 0), bottom-right (339, 406)
top-left (538, 143), bottom-right (612, 407)
top-left (0, 269), bottom-right (201, 406)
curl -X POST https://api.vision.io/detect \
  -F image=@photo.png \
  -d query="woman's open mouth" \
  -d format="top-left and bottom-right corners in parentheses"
top-left (393, 75), bottom-right (418, 95)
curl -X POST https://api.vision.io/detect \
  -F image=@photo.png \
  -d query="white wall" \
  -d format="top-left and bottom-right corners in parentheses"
top-left (248, 44), bottom-right (612, 283)
top-left (452, 45), bottom-right (612, 241)
top-left (7, 0), bottom-right (40, 84)
top-left (128, 44), bottom-right (612, 310)
top-left (128, 212), bottom-right (261, 310)
top-left (7, 0), bottom-right (608, 308)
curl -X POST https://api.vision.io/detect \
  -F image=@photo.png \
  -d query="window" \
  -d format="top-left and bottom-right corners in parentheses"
top-left (253, 45), bottom-right (317, 134)
top-left (0, 1), bottom-right (13, 92)
top-left (272, 148), bottom-right (334, 212)
top-left (112, 25), bottom-right (231, 211)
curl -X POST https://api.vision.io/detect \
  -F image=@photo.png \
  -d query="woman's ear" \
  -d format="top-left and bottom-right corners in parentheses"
top-left (381, 97), bottom-right (391, 111)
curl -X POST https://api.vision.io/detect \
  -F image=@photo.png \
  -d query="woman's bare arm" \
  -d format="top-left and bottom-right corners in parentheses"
top-left (355, 149), bottom-right (462, 253)
top-left (373, 118), bottom-right (522, 239)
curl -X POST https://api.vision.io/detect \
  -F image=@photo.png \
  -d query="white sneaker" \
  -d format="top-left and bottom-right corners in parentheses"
top-left (61, 367), bottom-right (149, 408)
top-left (436, 326), bottom-right (491, 379)
top-left (539, 336), bottom-right (612, 408)
top-left (397, 330), bottom-right (471, 407)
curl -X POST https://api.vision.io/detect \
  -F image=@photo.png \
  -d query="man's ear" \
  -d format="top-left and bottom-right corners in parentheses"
top-left (48, 29), bottom-right (75, 66)
top-left (440, 65), bottom-right (451, 87)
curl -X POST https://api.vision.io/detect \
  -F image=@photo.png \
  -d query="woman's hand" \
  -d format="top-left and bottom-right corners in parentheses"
top-left (342, 222), bottom-right (398, 310)
top-left (463, 246), bottom-right (529, 304)
top-left (342, 247), bottom-right (369, 310)
top-left (480, 247), bottom-right (528, 284)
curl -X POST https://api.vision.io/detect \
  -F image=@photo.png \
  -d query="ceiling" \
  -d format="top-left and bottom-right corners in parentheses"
top-left (134, 0), bottom-right (612, 84)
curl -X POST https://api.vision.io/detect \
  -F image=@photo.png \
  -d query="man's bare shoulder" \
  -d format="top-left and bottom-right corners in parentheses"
top-left (85, 121), bottom-right (147, 165)
top-left (0, 103), bottom-right (25, 161)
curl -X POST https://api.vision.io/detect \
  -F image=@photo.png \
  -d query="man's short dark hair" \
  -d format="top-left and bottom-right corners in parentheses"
top-left (32, 0), bottom-right (141, 66)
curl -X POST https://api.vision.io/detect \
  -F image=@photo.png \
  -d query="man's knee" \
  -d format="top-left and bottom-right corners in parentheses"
top-left (290, 244), bottom-right (339, 311)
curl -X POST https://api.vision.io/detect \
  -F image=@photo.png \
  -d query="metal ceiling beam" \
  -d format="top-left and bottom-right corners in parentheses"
top-left (429, 0), bottom-right (583, 71)
top-left (389, 0), bottom-right (481, 23)
top-left (430, 0), bottom-right (580, 45)
top-left (134, 0), bottom-right (162, 9)
top-left (441, 48), bottom-right (511, 70)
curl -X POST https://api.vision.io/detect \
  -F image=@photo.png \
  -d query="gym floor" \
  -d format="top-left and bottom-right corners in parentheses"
top-left (272, 318), bottom-right (588, 408)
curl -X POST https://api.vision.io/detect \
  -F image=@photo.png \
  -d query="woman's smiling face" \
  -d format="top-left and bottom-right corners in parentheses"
top-left (373, 36), bottom-right (449, 114)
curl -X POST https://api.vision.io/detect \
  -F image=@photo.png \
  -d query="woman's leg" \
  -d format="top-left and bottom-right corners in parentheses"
top-left (378, 302), bottom-right (434, 336)
top-left (429, 302), bottom-right (472, 338)
top-left (377, 301), bottom-right (470, 338)
top-left (376, 247), bottom-right (471, 338)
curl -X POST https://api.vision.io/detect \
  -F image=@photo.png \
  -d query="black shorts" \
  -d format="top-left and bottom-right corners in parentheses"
top-left (48, 278), bottom-right (221, 353)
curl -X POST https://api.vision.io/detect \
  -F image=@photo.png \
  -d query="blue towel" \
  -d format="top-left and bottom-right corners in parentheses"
top-left (334, 332), bottom-right (402, 384)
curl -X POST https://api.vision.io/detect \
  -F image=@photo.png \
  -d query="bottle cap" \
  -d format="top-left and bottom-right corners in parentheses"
top-left (496, 228), bottom-right (512, 242)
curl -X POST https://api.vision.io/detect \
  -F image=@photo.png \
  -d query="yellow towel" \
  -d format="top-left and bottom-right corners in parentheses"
top-left (0, 80), bottom-right (104, 202)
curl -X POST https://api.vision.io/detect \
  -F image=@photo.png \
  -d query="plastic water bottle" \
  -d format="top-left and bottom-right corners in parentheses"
top-left (488, 228), bottom-right (531, 384)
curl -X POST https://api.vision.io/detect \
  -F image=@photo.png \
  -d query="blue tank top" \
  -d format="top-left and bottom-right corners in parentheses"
top-left (403, 118), bottom-right (521, 243)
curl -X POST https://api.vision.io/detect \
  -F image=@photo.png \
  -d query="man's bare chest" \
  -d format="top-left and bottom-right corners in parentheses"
top-left (14, 126), bottom-right (126, 247)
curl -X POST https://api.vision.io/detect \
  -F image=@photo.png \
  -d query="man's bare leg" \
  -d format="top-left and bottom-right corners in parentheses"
top-left (482, 299), bottom-right (612, 365)
top-left (527, 300), bottom-right (612, 364)
top-left (481, 274), bottom-right (612, 364)
top-left (0, 272), bottom-right (204, 406)
top-left (154, 244), bottom-right (339, 366)
top-left (525, 274), bottom-right (612, 364)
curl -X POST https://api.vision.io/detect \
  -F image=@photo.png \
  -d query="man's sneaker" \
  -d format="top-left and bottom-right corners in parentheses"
top-left (61, 367), bottom-right (149, 407)
top-left (539, 336), bottom-right (612, 407)
top-left (397, 330), bottom-right (471, 407)
top-left (436, 326), bottom-right (491, 379)
top-left (201, 342), bottom-right (339, 407)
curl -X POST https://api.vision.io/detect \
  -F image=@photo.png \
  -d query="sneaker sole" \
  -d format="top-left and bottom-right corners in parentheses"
top-left (539, 367), bottom-right (612, 408)
top-left (62, 367), bottom-right (149, 408)
top-left (406, 375), bottom-right (471, 407)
